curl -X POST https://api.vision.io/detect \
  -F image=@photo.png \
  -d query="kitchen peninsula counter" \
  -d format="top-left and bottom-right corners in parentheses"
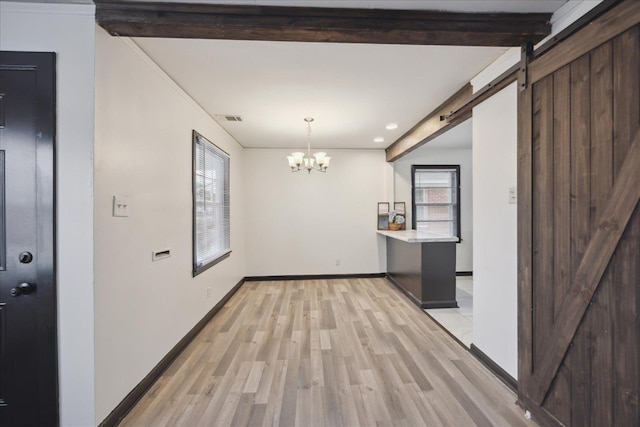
top-left (377, 230), bottom-right (458, 309)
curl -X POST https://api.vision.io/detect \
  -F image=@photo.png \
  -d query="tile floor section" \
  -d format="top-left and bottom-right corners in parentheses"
top-left (425, 276), bottom-right (473, 347)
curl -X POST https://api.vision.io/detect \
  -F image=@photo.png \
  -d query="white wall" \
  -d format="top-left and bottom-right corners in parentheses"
top-left (0, 2), bottom-right (96, 425)
top-left (471, 84), bottom-right (518, 378)
top-left (94, 29), bottom-right (246, 423)
top-left (244, 149), bottom-right (389, 276)
top-left (392, 146), bottom-right (473, 272)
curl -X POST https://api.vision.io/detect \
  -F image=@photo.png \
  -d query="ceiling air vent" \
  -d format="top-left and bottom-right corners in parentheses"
top-left (216, 114), bottom-right (243, 122)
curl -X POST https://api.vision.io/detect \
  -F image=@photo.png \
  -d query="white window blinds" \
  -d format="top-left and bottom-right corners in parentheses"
top-left (193, 131), bottom-right (230, 275)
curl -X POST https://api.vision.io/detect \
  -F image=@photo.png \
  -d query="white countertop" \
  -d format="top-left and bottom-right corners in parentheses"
top-left (376, 229), bottom-right (459, 243)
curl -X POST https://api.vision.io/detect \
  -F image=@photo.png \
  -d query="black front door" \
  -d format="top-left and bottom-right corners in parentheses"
top-left (0, 52), bottom-right (57, 426)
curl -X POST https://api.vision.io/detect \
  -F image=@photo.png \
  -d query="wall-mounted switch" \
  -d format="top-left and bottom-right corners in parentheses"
top-left (113, 195), bottom-right (130, 217)
top-left (508, 187), bottom-right (517, 204)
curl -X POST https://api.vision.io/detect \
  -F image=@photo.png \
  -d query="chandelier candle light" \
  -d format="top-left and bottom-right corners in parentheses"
top-left (287, 117), bottom-right (331, 173)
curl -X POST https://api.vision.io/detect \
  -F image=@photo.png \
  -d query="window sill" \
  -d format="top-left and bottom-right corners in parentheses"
top-left (193, 250), bottom-right (231, 277)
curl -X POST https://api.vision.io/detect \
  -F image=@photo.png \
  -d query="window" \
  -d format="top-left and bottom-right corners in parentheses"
top-left (193, 131), bottom-right (230, 276)
top-left (411, 165), bottom-right (461, 240)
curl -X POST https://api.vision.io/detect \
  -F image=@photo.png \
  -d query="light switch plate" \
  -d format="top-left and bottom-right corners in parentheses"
top-left (508, 187), bottom-right (517, 204)
top-left (113, 195), bottom-right (130, 217)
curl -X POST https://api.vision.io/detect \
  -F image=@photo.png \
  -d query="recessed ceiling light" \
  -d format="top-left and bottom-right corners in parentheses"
top-left (374, 137), bottom-right (385, 143)
top-left (386, 123), bottom-right (398, 130)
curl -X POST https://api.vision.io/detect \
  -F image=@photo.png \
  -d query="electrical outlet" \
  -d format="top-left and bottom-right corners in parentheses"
top-left (113, 195), bottom-right (130, 217)
top-left (335, 258), bottom-right (341, 267)
top-left (508, 187), bottom-right (517, 204)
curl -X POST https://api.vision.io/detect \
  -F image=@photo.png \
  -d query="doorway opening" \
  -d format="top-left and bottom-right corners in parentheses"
top-left (392, 118), bottom-right (474, 347)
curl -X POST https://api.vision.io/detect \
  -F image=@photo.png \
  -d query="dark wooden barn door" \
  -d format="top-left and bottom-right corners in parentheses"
top-left (518, 2), bottom-right (640, 426)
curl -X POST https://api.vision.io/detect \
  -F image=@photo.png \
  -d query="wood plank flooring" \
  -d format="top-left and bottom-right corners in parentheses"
top-left (121, 278), bottom-right (537, 426)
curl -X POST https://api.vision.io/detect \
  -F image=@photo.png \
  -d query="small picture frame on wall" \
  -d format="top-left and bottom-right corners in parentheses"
top-left (377, 202), bottom-right (390, 230)
top-left (394, 202), bottom-right (406, 215)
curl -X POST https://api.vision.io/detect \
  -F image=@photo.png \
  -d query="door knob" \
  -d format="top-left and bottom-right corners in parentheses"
top-left (11, 283), bottom-right (35, 297)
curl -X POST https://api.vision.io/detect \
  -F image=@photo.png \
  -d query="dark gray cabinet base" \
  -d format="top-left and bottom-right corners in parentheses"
top-left (386, 237), bottom-right (457, 309)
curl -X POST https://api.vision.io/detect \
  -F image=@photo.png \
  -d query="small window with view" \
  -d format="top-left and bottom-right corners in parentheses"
top-left (411, 165), bottom-right (460, 240)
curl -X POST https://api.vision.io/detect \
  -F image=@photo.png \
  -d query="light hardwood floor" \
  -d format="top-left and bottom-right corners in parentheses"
top-left (121, 278), bottom-right (536, 426)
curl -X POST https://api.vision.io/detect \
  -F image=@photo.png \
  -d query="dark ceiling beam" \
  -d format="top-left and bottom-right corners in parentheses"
top-left (385, 83), bottom-right (472, 162)
top-left (385, 0), bottom-right (626, 162)
top-left (443, 63), bottom-right (520, 123)
top-left (94, 1), bottom-right (552, 47)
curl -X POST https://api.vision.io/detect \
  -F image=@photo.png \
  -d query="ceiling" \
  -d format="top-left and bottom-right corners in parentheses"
top-left (126, 0), bottom-right (566, 151)
top-left (423, 119), bottom-right (473, 150)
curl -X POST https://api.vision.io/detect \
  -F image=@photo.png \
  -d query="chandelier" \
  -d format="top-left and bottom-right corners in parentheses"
top-left (286, 117), bottom-right (331, 173)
